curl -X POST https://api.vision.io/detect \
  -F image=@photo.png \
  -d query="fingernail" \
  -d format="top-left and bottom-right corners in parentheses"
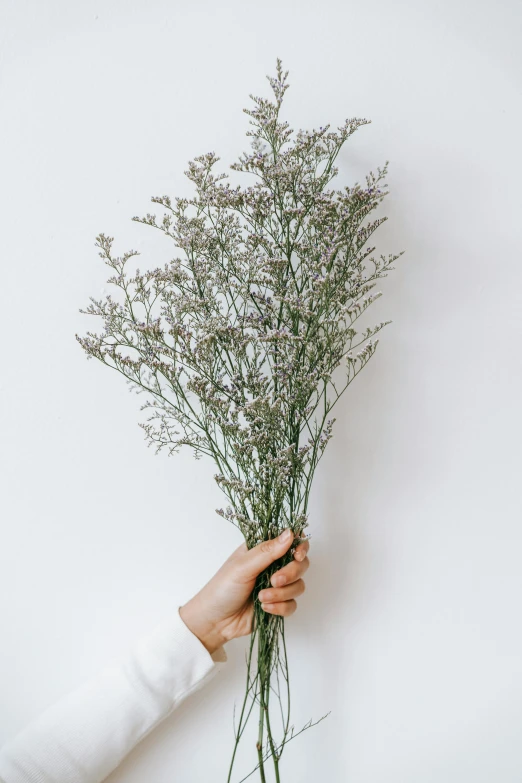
top-left (295, 550), bottom-right (305, 561)
top-left (271, 574), bottom-right (285, 587)
top-left (280, 529), bottom-right (292, 543)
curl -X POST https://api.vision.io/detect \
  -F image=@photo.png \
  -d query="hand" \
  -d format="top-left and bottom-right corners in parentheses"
top-left (179, 528), bottom-right (310, 655)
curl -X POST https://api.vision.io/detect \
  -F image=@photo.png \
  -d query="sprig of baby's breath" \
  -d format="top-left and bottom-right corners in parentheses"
top-left (77, 57), bottom-right (403, 781)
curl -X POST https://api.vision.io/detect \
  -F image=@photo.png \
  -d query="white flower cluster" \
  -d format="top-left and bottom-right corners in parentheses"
top-left (77, 59), bottom-right (403, 547)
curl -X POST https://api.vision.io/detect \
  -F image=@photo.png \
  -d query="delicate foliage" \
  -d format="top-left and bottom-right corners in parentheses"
top-left (77, 57), bottom-right (403, 781)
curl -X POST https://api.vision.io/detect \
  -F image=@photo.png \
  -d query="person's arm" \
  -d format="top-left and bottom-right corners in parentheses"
top-left (0, 609), bottom-right (226, 783)
top-left (0, 529), bottom-right (310, 783)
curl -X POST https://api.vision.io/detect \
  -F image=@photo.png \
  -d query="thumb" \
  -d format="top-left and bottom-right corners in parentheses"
top-left (237, 529), bottom-right (294, 581)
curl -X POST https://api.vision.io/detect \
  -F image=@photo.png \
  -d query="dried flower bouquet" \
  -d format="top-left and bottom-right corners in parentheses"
top-left (77, 58), bottom-right (403, 781)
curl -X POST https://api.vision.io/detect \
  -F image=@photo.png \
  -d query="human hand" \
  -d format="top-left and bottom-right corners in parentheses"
top-left (179, 529), bottom-right (310, 655)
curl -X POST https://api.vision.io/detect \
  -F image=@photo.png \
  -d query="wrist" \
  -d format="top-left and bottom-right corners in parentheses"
top-left (179, 596), bottom-right (227, 656)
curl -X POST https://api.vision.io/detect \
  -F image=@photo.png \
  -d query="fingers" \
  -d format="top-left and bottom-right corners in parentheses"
top-left (258, 578), bottom-right (305, 605)
top-left (270, 555), bottom-right (309, 587)
top-left (261, 598), bottom-right (297, 617)
top-left (259, 541), bottom-right (310, 617)
top-left (293, 537), bottom-right (310, 562)
top-left (236, 528), bottom-right (294, 582)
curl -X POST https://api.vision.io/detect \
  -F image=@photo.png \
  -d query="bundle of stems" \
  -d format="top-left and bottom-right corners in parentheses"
top-left (76, 57), bottom-right (403, 781)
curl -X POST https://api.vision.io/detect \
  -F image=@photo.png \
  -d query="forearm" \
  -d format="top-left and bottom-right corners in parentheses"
top-left (0, 609), bottom-right (226, 783)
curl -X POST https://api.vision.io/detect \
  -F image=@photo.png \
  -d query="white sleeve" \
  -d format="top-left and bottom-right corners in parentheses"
top-left (0, 608), bottom-right (227, 783)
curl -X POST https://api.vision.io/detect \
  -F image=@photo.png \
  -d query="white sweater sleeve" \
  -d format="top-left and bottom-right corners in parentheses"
top-left (0, 608), bottom-right (227, 783)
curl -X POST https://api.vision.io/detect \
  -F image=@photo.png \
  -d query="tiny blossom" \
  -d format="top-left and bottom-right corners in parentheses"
top-left (76, 56), bottom-right (404, 781)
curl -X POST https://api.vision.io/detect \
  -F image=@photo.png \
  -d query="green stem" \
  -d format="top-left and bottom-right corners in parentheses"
top-left (257, 644), bottom-right (267, 782)
top-left (264, 666), bottom-right (281, 782)
top-left (228, 628), bottom-right (258, 782)
top-left (254, 590), bottom-right (286, 783)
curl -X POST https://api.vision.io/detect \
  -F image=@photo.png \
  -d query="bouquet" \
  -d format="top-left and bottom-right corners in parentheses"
top-left (77, 57), bottom-right (403, 781)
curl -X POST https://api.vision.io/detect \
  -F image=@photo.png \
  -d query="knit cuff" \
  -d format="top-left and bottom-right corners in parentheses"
top-left (176, 606), bottom-right (228, 665)
top-left (121, 607), bottom-right (228, 713)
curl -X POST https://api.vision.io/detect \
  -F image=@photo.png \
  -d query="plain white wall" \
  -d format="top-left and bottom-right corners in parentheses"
top-left (1, 0), bottom-right (521, 780)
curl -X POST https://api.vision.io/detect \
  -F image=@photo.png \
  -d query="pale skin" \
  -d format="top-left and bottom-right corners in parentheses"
top-left (180, 528), bottom-right (310, 655)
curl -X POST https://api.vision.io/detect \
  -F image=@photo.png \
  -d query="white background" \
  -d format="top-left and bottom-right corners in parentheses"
top-left (1, 0), bottom-right (521, 781)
